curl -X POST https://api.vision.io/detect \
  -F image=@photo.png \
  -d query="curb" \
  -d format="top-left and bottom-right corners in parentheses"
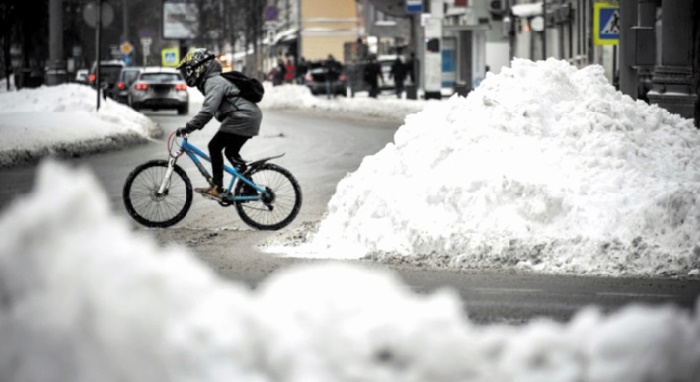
top-left (0, 124), bottom-right (164, 169)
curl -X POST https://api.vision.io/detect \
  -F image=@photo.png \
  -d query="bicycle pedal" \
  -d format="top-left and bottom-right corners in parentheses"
top-left (199, 193), bottom-right (222, 201)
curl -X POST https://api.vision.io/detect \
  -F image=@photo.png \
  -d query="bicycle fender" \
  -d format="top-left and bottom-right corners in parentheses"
top-left (248, 153), bottom-right (285, 170)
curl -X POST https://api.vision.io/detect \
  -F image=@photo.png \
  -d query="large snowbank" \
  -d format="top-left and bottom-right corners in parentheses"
top-left (287, 58), bottom-right (700, 277)
top-left (1, 160), bottom-right (699, 381)
top-left (0, 84), bottom-right (160, 167)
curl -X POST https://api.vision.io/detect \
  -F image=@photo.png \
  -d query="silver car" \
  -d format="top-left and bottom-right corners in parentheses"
top-left (128, 67), bottom-right (189, 115)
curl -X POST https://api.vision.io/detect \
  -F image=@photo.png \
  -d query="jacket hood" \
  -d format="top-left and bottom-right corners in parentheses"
top-left (196, 59), bottom-right (222, 92)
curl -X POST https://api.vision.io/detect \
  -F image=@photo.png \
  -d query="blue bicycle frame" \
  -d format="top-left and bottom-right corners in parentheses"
top-left (161, 137), bottom-right (266, 202)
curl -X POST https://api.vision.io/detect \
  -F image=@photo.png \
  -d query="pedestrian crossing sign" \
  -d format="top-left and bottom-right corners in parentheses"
top-left (594, 3), bottom-right (620, 45)
top-left (161, 48), bottom-right (180, 67)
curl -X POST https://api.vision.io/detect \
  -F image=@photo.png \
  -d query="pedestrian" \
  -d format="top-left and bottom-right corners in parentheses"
top-left (324, 54), bottom-right (342, 99)
top-left (274, 58), bottom-right (286, 86)
top-left (363, 54), bottom-right (383, 98)
top-left (389, 56), bottom-right (407, 98)
top-left (284, 57), bottom-right (295, 84)
top-left (296, 56), bottom-right (308, 84)
top-left (175, 48), bottom-right (262, 200)
top-left (405, 52), bottom-right (417, 85)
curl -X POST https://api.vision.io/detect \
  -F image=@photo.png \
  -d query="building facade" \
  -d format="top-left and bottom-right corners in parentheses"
top-left (259, 0), bottom-right (360, 73)
top-left (249, 0), bottom-right (698, 121)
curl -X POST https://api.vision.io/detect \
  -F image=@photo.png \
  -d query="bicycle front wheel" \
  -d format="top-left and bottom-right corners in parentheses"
top-left (235, 163), bottom-right (302, 230)
top-left (123, 160), bottom-right (193, 228)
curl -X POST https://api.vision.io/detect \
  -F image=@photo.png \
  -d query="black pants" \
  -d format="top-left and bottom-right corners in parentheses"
top-left (368, 81), bottom-right (379, 98)
top-left (395, 81), bottom-right (404, 98)
top-left (208, 131), bottom-right (250, 190)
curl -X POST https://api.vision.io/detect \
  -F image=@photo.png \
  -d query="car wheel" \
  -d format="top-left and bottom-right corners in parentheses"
top-left (177, 103), bottom-right (189, 115)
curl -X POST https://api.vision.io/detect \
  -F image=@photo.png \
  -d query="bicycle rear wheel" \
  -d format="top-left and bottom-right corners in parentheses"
top-left (235, 163), bottom-right (302, 230)
top-left (123, 160), bottom-right (193, 228)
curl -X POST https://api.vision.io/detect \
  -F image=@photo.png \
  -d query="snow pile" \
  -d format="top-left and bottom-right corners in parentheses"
top-left (1, 160), bottom-right (699, 381)
top-left (259, 83), bottom-right (427, 121)
top-left (0, 160), bottom-right (261, 381)
top-left (300, 58), bottom-right (700, 277)
top-left (0, 84), bottom-right (160, 167)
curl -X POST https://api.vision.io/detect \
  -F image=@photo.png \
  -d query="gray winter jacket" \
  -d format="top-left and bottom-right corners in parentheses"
top-left (185, 60), bottom-right (262, 137)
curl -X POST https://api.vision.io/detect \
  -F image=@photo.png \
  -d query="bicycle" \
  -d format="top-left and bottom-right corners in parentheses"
top-left (122, 131), bottom-right (302, 230)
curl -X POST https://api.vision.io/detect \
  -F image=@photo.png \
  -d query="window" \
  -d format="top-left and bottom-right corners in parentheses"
top-left (140, 73), bottom-right (182, 82)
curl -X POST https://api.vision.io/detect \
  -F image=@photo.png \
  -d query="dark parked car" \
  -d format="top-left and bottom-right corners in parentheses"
top-left (113, 67), bottom-right (142, 104)
top-left (88, 60), bottom-right (125, 99)
top-left (128, 67), bottom-right (189, 115)
top-left (346, 55), bottom-right (405, 96)
top-left (304, 61), bottom-right (347, 96)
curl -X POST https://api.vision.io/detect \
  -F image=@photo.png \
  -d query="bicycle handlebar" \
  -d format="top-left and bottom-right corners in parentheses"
top-left (167, 131), bottom-right (186, 158)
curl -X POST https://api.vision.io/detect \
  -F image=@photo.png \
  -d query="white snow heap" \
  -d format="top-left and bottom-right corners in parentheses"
top-left (308, 58), bottom-right (700, 276)
top-left (0, 84), bottom-right (157, 137)
top-left (258, 82), bottom-right (427, 121)
top-left (0, 84), bottom-right (160, 167)
top-left (0, 160), bottom-right (699, 381)
top-left (0, 161), bottom-right (263, 381)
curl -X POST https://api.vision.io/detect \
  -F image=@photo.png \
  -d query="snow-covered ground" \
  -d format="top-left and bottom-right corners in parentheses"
top-left (0, 81), bottom-right (161, 168)
top-left (1, 159), bottom-right (699, 382)
top-left (1, 60), bottom-right (700, 380)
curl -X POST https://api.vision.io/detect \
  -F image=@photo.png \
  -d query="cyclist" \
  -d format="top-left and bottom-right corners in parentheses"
top-left (176, 48), bottom-right (262, 200)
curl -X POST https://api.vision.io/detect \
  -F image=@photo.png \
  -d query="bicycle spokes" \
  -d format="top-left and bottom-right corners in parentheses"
top-left (234, 164), bottom-right (302, 230)
top-left (123, 160), bottom-right (193, 228)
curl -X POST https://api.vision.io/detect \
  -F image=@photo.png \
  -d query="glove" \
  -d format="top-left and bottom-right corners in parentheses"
top-left (176, 126), bottom-right (194, 137)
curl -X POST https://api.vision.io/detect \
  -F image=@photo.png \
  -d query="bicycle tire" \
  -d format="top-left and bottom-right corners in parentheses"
top-left (234, 163), bottom-right (302, 230)
top-left (123, 160), bottom-right (193, 228)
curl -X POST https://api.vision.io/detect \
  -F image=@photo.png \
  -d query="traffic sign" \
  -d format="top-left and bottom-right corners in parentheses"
top-left (83, 2), bottom-right (114, 28)
top-left (406, 0), bottom-right (423, 13)
top-left (141, 38), bottom-right (152, 66)
top-left (162, 48), bottom-right (180, 67)
top-left (120, 42), bottom-right (134, 55)
top-left (139, 29), bottom-right (153, 38)
top-left (593, 3), bottom-right (620, 45)
top-left (264, 5), bottom-right (278, 21)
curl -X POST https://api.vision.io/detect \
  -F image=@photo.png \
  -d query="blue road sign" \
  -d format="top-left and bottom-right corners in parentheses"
top-left (594, 3), bottom-right (620, 45)
top-left (264, 6), bottom-right (278, 21)
top-left (406, 0), bottom-right (423, 13)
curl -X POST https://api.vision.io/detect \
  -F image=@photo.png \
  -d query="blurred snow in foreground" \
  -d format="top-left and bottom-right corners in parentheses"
top-left (0, 160), bottom-right (699, 381)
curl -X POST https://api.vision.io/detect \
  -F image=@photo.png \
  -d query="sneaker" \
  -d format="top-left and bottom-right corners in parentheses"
top-left (194, 186), bottom-right (223, 200)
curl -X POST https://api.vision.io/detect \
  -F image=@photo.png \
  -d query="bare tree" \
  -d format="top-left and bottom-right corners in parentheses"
top-left (240, 0), bottom-right (265, 79)
top-left (0, 0), bottom-right (49, 89)
top-left (0, 2), bottom-right (17, 90)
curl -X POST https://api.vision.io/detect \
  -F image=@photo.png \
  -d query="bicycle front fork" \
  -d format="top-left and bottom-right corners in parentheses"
top-left (157, 157), bottom-right (178, 195)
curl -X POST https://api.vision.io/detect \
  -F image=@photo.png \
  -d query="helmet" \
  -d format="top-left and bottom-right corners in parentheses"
top-left (177, 48), bottom-right (215, 87)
